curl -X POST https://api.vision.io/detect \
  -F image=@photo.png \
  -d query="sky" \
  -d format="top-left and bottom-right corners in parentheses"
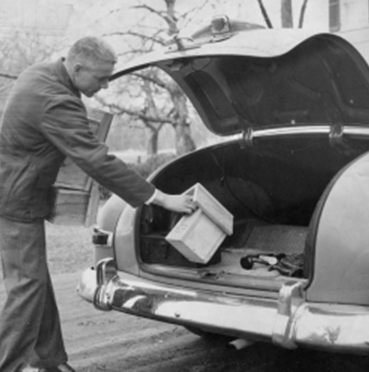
top-left (0, 0), bottom-right (329, 41)
top-left (0, 0), bottom-right (331, 97)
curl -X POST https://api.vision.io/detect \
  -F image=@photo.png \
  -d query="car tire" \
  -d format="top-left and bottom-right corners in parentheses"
top-left (184, 326), bottom-right (233, 341)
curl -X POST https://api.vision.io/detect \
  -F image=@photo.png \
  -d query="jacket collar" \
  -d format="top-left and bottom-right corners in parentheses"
top-left (54, 57), bottom-right (81, 98)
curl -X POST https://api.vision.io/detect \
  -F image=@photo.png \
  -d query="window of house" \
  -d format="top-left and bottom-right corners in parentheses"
top-left (330, 0), bottom-right (341, 31)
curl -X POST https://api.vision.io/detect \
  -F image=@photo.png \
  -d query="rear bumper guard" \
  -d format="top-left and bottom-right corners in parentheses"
top-left (77, 258), bottom-right (369, 355)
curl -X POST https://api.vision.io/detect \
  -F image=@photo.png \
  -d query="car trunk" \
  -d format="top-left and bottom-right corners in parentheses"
top-left (137, 134), bottom-right (369, 290)
top-left (110, 32), bottom-right (369, 293)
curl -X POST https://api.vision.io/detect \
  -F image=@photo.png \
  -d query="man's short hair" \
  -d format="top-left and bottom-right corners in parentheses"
top-left (67, 36), bottom-right (117, 67)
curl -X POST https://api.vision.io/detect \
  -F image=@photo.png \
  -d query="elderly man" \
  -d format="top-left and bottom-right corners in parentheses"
top-left (0, 37), bottom-right (196, 372)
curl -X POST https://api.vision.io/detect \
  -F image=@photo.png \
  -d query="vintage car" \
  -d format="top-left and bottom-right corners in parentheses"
top-left (77, 16), bottom-right (369, 355)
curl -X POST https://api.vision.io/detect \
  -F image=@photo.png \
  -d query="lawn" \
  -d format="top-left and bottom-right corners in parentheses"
top-left (46, 222), bottom-right (94, 274)
top-left (0, 222), bottom-right (94, 285)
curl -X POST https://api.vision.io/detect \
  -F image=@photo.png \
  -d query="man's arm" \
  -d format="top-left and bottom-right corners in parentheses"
top-left (41, 97), bottom-right (196, 214)
top-left (149, 189), bottom-right (197, 214)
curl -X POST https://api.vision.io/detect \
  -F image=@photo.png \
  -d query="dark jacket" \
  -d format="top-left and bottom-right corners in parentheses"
top-left (0, 59), bottom-right (155, 222)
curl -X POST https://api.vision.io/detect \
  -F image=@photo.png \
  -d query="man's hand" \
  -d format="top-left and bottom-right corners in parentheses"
top-left (151, 190), bottom-right (197, 214)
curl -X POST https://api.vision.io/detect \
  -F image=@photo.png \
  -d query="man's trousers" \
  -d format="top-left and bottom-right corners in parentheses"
top-left (0, 216), bottom-right (68, 371)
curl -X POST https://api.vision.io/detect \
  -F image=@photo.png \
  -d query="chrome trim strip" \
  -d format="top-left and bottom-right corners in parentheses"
top-left (292, 303), bottom-right (369, 353)
top-left (254, 125), bottom-right (329, 138)
top-left (78, 262), bottom-right (369, 354)
top-left (244, 125), bottom-right (369, 140)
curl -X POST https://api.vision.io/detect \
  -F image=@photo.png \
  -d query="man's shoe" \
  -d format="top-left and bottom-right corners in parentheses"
top-left (39, 363), bottom-right (76, 372)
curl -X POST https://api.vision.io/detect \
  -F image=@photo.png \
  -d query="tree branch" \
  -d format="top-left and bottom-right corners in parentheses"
top-left (131, 72), bottom-right (167, 90)
top-left (0, 72), bottom-right (18, 80)
top-left (299, 0), bottom-right (309, 28)
top-left (256, 0), bottom-right (273, 28)
top-left (95, 97), bottom-right (177, 126)
top-left (104, 30), bottom-right (166, 46)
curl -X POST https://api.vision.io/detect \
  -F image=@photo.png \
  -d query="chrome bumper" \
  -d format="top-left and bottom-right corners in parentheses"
top-left (77, 258), bottom-right (369, 355)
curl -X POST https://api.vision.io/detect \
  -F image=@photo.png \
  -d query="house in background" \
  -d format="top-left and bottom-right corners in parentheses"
top-left (330, 0), bottom-right (369, 60)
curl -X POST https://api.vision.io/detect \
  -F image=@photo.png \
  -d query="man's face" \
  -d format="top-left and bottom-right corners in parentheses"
top-left (73, 61), bottom-right (115, 97)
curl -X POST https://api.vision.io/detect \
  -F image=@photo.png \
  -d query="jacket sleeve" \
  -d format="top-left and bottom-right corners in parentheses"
top-left (40, 95), bottom-right (155, 208)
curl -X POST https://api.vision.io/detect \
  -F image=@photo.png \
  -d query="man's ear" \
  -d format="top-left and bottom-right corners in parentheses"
top-left (73, 63), bottom-right (83, 74)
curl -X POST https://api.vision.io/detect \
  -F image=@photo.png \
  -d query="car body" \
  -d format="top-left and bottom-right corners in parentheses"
top-left (77, 17), bottom-right (369, 355)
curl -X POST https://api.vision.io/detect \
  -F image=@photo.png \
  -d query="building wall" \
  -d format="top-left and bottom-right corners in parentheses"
top-left (334, 0), bottom-right (369, 61)
top-left (340, 0), bottom-right (368, 30)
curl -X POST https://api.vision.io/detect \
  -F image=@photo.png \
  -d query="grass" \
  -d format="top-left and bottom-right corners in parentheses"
top-left (45, 222), bottom-right (95, 275)
top-left (0, 222), bottom-right (93, 285)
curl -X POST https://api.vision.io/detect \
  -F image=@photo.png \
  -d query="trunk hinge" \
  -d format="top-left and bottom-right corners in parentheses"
top-left (329, 123), bottom-right (344, 148)
top-left (239, 127), bottom-right (254, 148)
top-left (238, 114), bottom-right (254, 148)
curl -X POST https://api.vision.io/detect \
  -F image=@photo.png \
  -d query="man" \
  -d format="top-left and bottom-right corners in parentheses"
top-left (0, 37), bottom-right (196, 372)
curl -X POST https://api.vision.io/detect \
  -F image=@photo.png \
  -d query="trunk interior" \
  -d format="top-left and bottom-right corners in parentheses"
top-left (137, 135), bottom-right (369, 289)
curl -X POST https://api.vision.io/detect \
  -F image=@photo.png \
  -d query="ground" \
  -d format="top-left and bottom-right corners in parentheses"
top-left (1, 223), bottom-right (369, 371)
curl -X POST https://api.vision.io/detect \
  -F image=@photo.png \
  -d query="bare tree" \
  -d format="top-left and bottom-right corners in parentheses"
top-left (98, 0), bottom-right (204, 156)
top-left (162, 0), bottom-right (196, 155)
top-left (281, 0), bottom-right (294, 28)
top-left (99, 0), bottom-right (310, 155)
top-left (0, 30), bottom-right (64, 116)
top-left (256, 0), bottom-right (309, 29)
top-left (0, 30), bottom-right (62, 79)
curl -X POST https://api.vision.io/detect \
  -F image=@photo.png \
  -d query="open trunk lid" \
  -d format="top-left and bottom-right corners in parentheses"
top-left (113, 30), bottom-right (369, 136)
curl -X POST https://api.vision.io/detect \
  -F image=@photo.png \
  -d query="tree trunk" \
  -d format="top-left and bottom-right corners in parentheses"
top-left (175, 119), bottom-right (195, 156)
top-left (146, 126), bottom-right (159, 155)
top-left (281, 0), bottom-right (293, 28)
top-left (170, 83), bottom-right (195, 155)
top-left (141, 78), bottom-right (161, 156)
top-left (164, 0), bottom-right (178, 36)
top-left (164, 0), bottom-right (195, 155)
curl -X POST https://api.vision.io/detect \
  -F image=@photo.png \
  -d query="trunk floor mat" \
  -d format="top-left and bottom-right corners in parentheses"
top-left (245, 225), bottom-right (307, 254)
top-left (211, 225), bottom-right (307, 278)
